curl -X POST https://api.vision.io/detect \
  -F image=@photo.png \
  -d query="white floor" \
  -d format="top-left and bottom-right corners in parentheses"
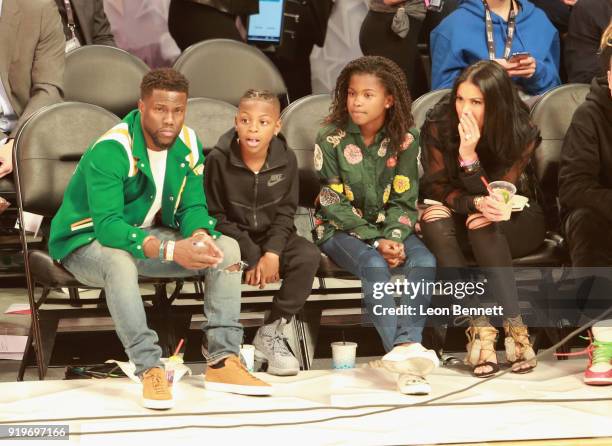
top-left (2, 355), bottom-right (611, 445)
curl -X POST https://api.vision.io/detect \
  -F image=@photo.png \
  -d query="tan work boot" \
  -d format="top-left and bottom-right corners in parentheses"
top-left (142, 367), bottom-right (173, 409)
top-left (204, 355), bottom-right (272, 396)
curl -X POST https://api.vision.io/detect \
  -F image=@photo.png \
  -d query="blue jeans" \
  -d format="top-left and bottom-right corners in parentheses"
top-left (63, 227), bottom-right (243, 375)
top-left (321, 233), bottom-right (436, 352)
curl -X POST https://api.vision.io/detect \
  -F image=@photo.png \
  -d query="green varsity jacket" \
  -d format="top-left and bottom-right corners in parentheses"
top-left (49, 110), bottom-right (220, 261)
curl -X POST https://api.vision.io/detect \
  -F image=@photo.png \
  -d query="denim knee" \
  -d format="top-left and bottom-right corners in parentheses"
top-left (358, 249), bottom-right (390, 281)
top-left (99, 246), bottom-right (138, 279)
top-left (214, 235), bottom-right (241, 270)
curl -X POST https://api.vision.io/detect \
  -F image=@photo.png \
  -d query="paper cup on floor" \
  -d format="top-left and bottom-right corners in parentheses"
top-left (331, 342), bottom-right (357, 369)
top-left (240, 344), bottom-right (255, 372)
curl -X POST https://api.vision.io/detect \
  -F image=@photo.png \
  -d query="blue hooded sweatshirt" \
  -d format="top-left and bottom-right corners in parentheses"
top-left (431, 0), bottom-right (561, 95)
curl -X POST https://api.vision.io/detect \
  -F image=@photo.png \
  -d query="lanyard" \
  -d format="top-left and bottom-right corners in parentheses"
top-left (63, 0), bottom-right (77, 38)
top-left (483, 0), bottom-right (516, 60)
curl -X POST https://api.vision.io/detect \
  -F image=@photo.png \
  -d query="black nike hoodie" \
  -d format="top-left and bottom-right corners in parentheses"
top-left (559, 75), bottom-right (612, 223)
top-left (204, 128), bottom-right (298, 267)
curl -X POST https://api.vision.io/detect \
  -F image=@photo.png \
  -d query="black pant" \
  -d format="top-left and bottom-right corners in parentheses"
top-left (420, 204), bottom-right (546, 318)
top-left (359, 10), bottom-right (423, 93)
top-left (168, 1), bottom-right (242, 51)
top-left (565, 207), bottom-right (612, 267)
top-left (251, 232), bottom-right (321, 323)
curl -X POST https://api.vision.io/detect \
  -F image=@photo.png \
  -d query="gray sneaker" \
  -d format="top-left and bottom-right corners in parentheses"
top-left (253, 318), bottom-right (300, 376)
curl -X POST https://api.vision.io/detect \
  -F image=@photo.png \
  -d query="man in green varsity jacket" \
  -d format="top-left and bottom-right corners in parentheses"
top-left (49, 68), bottom-right (271, 409)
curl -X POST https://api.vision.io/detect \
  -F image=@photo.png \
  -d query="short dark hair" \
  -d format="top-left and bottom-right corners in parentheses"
top-left (599, 23), bottom-right (612, 71)
top-left (239, 89), bottom-right (280, 113)
top-left (140, 68), bottom-right (189, 98)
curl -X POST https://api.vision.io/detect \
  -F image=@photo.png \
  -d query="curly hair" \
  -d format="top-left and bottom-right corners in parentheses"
top-left (140, 68), bottom-right (189, 98)
top-left (239, 89), bottom-right (281, 114)
top-left (325, 56), bottom-right (414, 154)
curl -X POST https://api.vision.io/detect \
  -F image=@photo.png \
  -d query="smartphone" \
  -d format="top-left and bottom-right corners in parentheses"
top-left (507, 52), bottom-right (531, 63)
top-left (425, 0), bottom-right (445, 11)
top-left (247, 0), bottom-right (286, 45)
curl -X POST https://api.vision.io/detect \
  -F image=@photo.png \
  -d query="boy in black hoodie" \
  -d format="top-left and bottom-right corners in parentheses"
top-left (558, 26), bottom-right (612, 386)
top-left (204, 89), bottom-right (320, 376)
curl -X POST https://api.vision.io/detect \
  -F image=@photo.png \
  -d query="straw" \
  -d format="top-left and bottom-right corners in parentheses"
top-left (342, 330), bottom-right (346, 346)
top-left (480, 176), bottom-right (490, 190)
top-left (172, 338), bottom-right (184, 357)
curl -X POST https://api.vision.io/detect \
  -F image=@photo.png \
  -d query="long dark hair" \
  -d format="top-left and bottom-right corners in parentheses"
top-left (325, 56), bottom-right (414, 154)
top-left (423, 60), bottom-right (539, 178)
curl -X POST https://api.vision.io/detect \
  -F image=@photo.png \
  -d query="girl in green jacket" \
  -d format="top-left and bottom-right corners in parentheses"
top-left (315, 55), bottom-right (439, 395)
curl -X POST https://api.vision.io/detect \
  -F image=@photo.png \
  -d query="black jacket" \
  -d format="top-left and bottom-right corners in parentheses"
top-left (559, 76), bottom-right (612, 223)
top-left (204, 129), bottom-right (299, 267)
top-left (565, 0), bottom-right (612, 83)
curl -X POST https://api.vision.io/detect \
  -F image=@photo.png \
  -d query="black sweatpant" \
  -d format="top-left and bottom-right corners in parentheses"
top-left (420, 204), bottom-right (546, 318)
top-left (168, 1), bottom-right (242, 51)
top-left (359, 10), bottom-right (423, 93)
top-left (251, 232), bottom-right (321, 323)
top-left (565, 207), bottom-right (612, 267)
top-left (564, 208), bottom-right (612, 322)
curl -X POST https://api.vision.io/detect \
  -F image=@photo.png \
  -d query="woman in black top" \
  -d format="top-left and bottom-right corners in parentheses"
top-left (419, 60), bottom-right (545, 377)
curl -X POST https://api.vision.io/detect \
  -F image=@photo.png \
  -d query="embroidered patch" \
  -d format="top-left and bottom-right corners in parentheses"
top-left (330, 183), bottom-right (344, 194)
top-left (383, 184), bottom-right (391, 204)
top-left (393, 175), bottom-right (411, 194)
top-left (319, 187), bottom-right (341, 206)
top-left (378, 138), bottom-right (389, 157)
top-left (343, 144), bottom-right (362, 165)
top-left (386, 156), bottom-right (397, 168)
top-left (316, 225), bottom-right (325, 240)
top-left (392, 229), bottom-right (402, 239)
top-left (326, 129), bottom-right (346, 148)
top-left (352, 207), bottom-right (363, 218)
top-left (314, 144), bottom-right (323, 171)
top-left (399, 215), bottom-right (413, 227)
top-left (344, 184), bottom-right (354, 202)
top-left (400, 133), bottom-right (415, 151)
top-left (376, 212), bottom-right (386, 223)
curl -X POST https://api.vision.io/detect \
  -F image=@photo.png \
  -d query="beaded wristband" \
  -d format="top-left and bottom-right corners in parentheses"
top-left (158, 240), bottom-right (167, 261)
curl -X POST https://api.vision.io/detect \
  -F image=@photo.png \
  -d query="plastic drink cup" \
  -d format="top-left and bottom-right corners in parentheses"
top-left (331, 341), bottom-right (358, 369)
top-left (487, 180), bottom-right (515, 220)
top-left (487, 180), bottom-right (516, 204)
top-left (166, 355), bottom-right (183, 386)
top-left (240, 344), bottom-right (255, 372)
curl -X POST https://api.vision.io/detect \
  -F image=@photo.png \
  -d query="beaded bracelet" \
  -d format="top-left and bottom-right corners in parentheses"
top-left (158, 240), bottom-right (167, 261)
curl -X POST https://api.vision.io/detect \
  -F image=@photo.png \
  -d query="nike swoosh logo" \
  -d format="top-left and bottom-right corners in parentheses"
top-left (267, 175), bottom-right (285, 187)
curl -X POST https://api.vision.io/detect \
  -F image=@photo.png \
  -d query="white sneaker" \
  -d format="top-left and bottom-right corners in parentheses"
top-left (382, 343), bottom-right (439, 375)
top-left (397, 374), bottom-right (431, 395)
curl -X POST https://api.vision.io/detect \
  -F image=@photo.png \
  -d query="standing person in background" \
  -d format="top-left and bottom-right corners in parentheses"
top-left (565, 0), bottom-right (612, 83)
top-left (55, 0), bottom-right (116, 49)
top-left (420, 60), bottom-right (545, 378)
top-left (360, 0), bottom-right (426, 93)
top-left (315, 56), bottom-right (439, 396)
top-left (431, 0), bottom-right (561, 97)
top-left (168, 0), bottom-right (258, 51)
top-left (0, 0), bottom-right (65, 179)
